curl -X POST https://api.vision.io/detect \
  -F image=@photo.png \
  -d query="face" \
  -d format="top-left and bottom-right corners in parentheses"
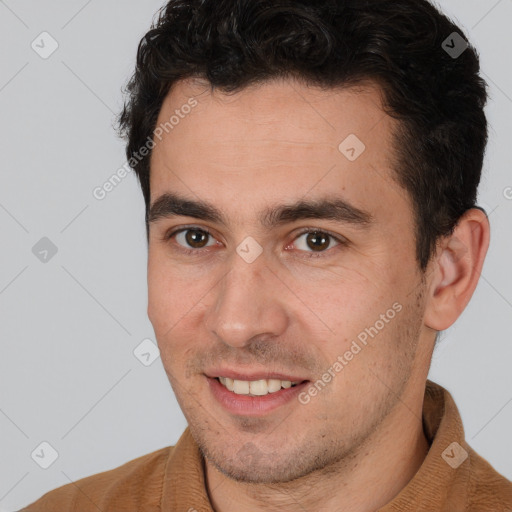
top-left (147, 77), bottom-right (434, 484)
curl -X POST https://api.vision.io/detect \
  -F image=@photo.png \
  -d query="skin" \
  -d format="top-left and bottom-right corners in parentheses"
top-left (147, 77), bottom-right (490, 512)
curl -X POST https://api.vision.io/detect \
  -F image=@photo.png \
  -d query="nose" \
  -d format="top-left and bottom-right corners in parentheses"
top-left (204, 250), bottom-right (289, 348)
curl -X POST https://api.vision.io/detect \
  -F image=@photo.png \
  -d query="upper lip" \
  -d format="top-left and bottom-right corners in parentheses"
top-left (204, 368), bottom-right (309, 382)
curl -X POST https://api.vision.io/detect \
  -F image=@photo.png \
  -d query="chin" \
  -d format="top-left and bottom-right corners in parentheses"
top-left (211, 458), bottom-right (306, 484)
top-left (201, 436), bottom-right (339, 484)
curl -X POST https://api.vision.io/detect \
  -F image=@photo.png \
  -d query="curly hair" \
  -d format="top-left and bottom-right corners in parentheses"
top-left (116, 0), bottom-right (488, 271)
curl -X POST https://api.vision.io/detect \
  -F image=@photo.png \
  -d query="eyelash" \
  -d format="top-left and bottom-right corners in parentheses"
top-left (161, 225), bottom-right (347, 259)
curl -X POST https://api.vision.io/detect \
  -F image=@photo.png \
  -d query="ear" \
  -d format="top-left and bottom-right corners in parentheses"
top-left (423, 208), bottom-right (490, 331)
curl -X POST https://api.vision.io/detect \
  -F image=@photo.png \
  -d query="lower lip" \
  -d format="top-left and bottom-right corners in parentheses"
top-left (206, 377), bottom-right (309, 416)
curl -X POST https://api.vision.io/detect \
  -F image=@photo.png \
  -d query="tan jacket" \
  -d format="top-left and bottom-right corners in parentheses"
top-left (21, 380), bottom-right (512, 511)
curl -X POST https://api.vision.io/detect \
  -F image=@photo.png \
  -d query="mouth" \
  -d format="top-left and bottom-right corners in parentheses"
top-left (205, 373), bottom-right (310, 416)
top-left (215, 376), bottom-right (303, 396)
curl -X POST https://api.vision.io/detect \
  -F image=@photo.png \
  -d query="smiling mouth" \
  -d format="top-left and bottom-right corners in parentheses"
top-left (216, 376), bottom-right (304, 396)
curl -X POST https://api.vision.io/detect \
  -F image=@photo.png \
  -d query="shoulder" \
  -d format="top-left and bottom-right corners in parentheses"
top-left (20, 445), bottom-right (173, 511)
top-left (466, 446), bottom-right (512, 511)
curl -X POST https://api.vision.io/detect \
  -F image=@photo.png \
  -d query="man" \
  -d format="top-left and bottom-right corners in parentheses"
top-left (22, 0), bottom-right (512, 510)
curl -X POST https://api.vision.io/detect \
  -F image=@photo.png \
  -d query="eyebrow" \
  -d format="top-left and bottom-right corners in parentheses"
top-left (148, 192), bottom-right (373, 230)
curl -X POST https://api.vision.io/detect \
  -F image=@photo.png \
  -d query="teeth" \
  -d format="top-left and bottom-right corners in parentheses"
top-left (225, 377), bottom-right (234, 391)
top-left (217, 377), bottom-right (299, 396)
top-left (249, 379), bottom-right (268, 396)
top-left (219, 377), bottom-right (235, 391)
top-left (267, 379), bottom-right (282, 393)
top-left (233, 379), bottom-right (249, 394)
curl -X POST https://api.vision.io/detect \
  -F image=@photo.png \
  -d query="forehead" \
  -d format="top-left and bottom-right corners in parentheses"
top-left (149, 77), bottom-right (412, 232)
top-left (153, 76), bottom-right (390, 154)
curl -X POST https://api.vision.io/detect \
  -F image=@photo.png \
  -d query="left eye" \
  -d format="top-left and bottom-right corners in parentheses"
top-left (292, 231), bottom-right (341, 253)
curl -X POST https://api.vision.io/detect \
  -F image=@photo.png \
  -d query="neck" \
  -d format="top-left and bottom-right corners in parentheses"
top-left (205, 385), bottom-right (430, 512)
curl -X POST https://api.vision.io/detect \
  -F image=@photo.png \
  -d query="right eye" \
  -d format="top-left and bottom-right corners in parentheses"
top-left (163, 226), bottom-right (219, 254)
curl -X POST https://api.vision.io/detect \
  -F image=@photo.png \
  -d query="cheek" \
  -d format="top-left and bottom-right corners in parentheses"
top-left (147, 250), bottom-right (214, 342)
top-left (147, 262), bottom-right (194, 381)
top-left (301, 269), bottom-right (408, 362)
top-left (147, 251), bottom-right (185, 333)
top-left (295, 269), bottom-right (385, 330)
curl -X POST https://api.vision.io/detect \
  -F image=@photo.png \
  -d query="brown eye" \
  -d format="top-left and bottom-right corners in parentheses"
top-left (184, 229), bottom-right (209, 248)
top-left (172, 228), bottom-right (216, 250)
top-left (293, 230), bottom-right (342, 255)
top-left (305, 232), bottom-right (330, 251)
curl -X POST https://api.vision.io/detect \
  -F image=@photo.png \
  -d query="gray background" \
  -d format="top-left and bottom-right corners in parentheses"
top-left (0, 0), bottom-right (511, 510)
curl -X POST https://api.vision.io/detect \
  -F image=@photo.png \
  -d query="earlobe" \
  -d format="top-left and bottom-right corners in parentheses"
top-left (424, 208), bottom-right (490, 331)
